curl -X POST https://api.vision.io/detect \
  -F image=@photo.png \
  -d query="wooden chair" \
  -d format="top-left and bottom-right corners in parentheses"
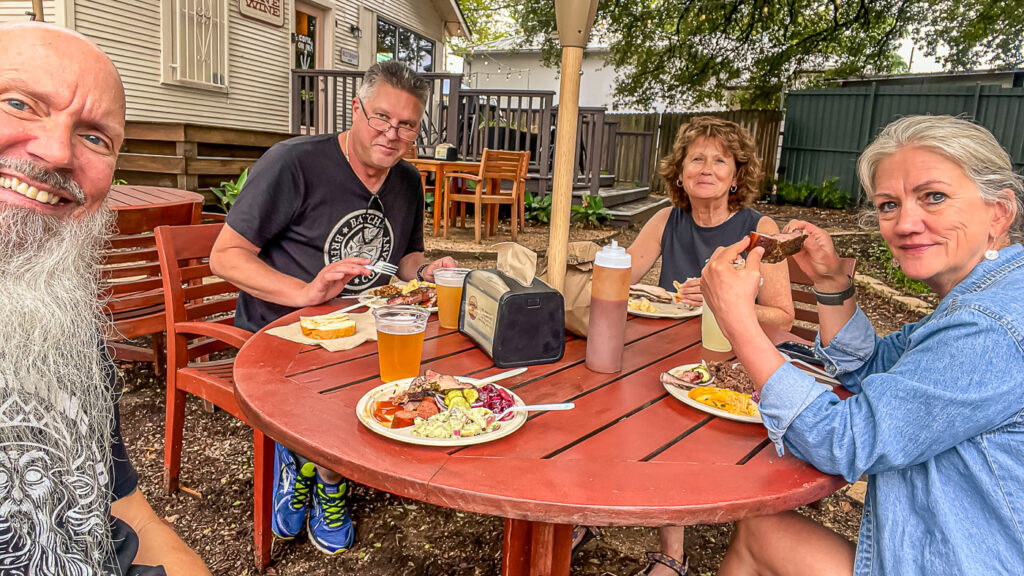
top-left (442, 149), bottom-right (530, 243)
top-left (788, 257), bottom-right (858, 341)
top-left (154, 223), bottom-right (273, 570)
top-left (101, 202), bottom-right (199, 373)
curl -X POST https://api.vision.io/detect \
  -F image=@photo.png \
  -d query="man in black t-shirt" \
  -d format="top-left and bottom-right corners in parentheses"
top-left (210, 61), bottom-right (457, 555)
top-left (0, 22), bottom-right (209, 575)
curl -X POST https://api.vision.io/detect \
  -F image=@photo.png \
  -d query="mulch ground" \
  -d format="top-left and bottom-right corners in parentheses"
top-left (118, 203), bottom-right (928, 575)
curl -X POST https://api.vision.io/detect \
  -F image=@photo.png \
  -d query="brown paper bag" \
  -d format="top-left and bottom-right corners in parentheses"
top-left (541, 241), bottom-right (600, 338)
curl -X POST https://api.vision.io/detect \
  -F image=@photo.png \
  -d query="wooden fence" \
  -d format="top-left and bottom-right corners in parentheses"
top-left (115, 122), bottom-right (291, 200)
top-left (608, 110), bottom-right (783, 193)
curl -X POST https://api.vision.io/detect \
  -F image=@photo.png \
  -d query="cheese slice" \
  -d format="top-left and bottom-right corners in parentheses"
top-left (299, 310), bottom-right (356, 340)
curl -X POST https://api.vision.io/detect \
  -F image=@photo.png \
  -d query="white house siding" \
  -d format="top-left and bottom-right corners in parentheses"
top-left (71, 0), bottom-right (293, 132)
top-left (332, 0), bottom-right (445, 71)
top-left (466, 50), bottom-right (618, 108)
top-left (0, 0), bottom-right (56, 23)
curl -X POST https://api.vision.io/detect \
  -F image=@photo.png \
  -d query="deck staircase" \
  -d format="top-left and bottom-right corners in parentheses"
top-left (527, 173), bottom-right (669, 228)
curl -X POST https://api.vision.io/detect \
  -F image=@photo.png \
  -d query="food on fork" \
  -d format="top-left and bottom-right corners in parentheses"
top-left (299, 310), bottom-right (356, 340)
top-left (745, 230), bottom-right (808, 263)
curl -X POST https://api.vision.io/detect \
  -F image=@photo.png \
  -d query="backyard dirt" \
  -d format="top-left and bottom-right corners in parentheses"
top-left (117, 203), bottom-right (929, 576)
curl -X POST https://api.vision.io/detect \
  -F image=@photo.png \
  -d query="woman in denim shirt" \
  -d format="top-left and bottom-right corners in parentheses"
top-left (703, 115), bottom-right (1024, 576)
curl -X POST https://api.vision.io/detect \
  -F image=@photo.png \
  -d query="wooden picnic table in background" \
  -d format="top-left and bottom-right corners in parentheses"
top-left (234, 308), bottom-right (847, 576)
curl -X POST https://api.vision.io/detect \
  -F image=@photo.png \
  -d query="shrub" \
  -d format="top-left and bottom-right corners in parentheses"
top-left (571, 193), bottom-right (609, 228)
top-left (773, 177), bottom-right (850, 209)
top-left (210, 168), bottom-right (248, 212)
top-left (524, 191), bottom-right (552, 224)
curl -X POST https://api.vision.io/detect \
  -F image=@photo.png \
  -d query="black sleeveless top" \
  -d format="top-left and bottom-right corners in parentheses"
top-left (658, 207), bottom-right (764, 290)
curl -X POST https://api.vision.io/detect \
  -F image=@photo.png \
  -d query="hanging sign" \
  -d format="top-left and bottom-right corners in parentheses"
top-left (239, 0), bottom-right (284, 27)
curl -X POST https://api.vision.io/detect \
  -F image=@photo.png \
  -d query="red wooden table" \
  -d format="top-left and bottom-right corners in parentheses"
top-left (234, 305), bottom-right (847, 575)
top-left (107, 184), bottom-right (205, 224)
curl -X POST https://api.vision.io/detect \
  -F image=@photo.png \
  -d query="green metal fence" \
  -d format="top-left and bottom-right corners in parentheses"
top-left (779, 84), bottom-right (1024, 205)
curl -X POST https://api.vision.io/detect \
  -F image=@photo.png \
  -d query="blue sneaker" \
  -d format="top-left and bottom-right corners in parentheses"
top-left (307, 474), bottom-right (355, 555)
top-left (271, 443), bottom-right (315, 540)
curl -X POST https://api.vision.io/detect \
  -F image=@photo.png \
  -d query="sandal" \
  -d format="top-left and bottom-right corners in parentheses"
top-left (570, 525), bottom-right (602, 553)
top-left (634, 551), bottom-right (689, 576)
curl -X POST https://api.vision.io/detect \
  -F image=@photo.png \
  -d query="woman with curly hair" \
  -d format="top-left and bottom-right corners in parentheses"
top-left (621, 117), bottom-right (793, 574)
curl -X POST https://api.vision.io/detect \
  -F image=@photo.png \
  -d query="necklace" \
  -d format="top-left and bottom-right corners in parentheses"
top-left (342, 132), bottom-right (390, 195)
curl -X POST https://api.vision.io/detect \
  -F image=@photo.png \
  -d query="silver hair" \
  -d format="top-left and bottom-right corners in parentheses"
top-left (357, 60), bottom-right (430, 109)
top-left (857, 115), bottom-right (1024, 232)
top-left (0, 200), bottom-right (117, 574)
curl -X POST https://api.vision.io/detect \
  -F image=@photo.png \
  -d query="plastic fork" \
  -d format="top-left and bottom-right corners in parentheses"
top-left (492, 402), bottom-right (575, 419)
top-left (366, 261), bottom-right (399, 276)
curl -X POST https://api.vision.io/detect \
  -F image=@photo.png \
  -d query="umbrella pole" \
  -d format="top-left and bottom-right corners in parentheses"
top-left (546, 45), bottom-right (584, 293)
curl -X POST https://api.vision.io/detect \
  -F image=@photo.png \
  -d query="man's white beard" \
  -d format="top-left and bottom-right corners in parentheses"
top-left (0, 203), bottom-right (118, 575)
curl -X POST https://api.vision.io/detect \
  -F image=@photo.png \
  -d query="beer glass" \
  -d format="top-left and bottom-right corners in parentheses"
top-left (373, 305), bottom-right (430, 382)
top-left (433, 268), bottom-right (471, 329)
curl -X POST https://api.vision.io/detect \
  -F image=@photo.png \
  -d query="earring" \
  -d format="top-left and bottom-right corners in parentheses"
top-left (676, 176), bottom-right (684, 188)
top-left (985, 249), bottom-right (999, 261)
top-left (729, 185), bottom-right (738, 194)
top-left (892, 257), bottom-right (900, 269)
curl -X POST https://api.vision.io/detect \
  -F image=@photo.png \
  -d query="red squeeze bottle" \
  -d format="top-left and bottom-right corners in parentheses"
top-left (586, 240), bottom-right (632, 373)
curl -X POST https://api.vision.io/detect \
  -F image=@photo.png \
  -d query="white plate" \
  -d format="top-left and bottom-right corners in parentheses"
top-left (357, 281), bottom-right (438, 313)
top-left (662, 363), bottom-right (761, 424)
top-left (355, 377), bottom-right (528, 446)
top-left (628, 300), bottom-right (702, 319)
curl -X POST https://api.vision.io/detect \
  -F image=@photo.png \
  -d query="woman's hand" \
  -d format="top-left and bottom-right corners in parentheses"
top-left (675, 277), bottom-right (703, 308)
top-left (784, 220), bottom-right (849, 291)
top-left (701, 237), bottom-right (763, 342)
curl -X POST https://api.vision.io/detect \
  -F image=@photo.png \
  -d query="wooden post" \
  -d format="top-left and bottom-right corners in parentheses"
top-left (31, 0), bottom-right (44, 20)
top-left (546, 45), bottom-right (584, 293)
top-left (549, 0), bottom-right (599, 292)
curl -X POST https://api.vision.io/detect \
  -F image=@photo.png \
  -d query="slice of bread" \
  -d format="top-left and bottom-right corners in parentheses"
top-left (299, 311), bottom-right (356, 340)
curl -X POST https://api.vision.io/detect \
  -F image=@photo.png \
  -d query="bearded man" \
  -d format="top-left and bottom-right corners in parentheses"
top-left (0, 22), bottom-right (210, 575)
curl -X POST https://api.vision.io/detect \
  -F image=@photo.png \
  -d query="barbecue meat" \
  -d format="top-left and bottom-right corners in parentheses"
top-left (746, 230), bottom-right (807, 263)
top-left (706, 361), bottom-right (755, 395)
top-left (388, 286), bottom-right (436, 306)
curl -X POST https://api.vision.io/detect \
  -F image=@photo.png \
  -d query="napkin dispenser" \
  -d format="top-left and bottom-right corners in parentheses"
top-left (459, 269), bottom-right (565, 368)
top-left (433, 143), bottom-right (457, 160)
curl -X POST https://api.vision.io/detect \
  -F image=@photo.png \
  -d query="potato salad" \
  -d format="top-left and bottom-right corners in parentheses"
top-left (411, 405), bottom-right (498, 438)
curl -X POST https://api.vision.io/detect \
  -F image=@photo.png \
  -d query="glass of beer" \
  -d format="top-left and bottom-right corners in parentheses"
top-left (373, 305), bottom-right (430, 382)
top-left (433, 268), bottom-right (471, 329)
top-left (701, 303), bottom-right (733, 353)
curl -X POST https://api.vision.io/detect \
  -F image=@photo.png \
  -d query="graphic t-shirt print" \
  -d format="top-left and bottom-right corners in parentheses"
top-left (324, 207), bottom-right (395, 290)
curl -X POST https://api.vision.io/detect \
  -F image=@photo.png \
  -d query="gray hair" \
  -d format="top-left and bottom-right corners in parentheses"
top-left (357, 61), bottom-right (430, 109)
top-left (857, 115), bottom-right (1024, 231)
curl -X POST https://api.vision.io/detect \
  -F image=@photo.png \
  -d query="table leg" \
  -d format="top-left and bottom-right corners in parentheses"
top-left (502, 518), bottom-right (572, 576)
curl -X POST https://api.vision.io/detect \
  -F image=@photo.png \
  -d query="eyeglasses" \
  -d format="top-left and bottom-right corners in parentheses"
top-left (362, 193), bottom-right (385, 245)
top-left (357, 97), bottom-right (420, 142)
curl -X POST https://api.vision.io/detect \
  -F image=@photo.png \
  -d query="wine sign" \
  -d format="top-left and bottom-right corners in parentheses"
top-left (239, 0), bottom-right (284, 27)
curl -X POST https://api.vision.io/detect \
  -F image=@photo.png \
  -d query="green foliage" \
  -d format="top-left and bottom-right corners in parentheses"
top-left (571, 193), bottom-right (609, 228)
top-left (112, 177), bottom-right (127, 185)
top-left (524, 191), bottom-right (552, 223)
top-left (481, 0), bottom-right (1024, 109)
top-left (210, 168), bottom-right (248, 212)
top-left (425, 191), bottom-right (434, 215)
top-left (774, 177), bottom-right (850, 209)
top-left (869, 237), bottom-right (932, 294)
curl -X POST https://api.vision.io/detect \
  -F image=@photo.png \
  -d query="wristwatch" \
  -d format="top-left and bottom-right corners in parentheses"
top-left (416, 263), bottom-right (430, 281)
top-left (811, 275), bottom-right (855, 305)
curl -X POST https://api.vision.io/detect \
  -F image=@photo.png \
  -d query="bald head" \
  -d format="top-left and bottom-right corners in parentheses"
top-left (0, 21), bottom-right (126, 219)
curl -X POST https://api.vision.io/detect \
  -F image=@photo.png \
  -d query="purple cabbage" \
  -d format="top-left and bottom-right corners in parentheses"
top-left (473, 384), bottom-right (516, 420)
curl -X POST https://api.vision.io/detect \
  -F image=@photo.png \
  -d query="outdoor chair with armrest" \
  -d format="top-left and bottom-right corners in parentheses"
top-left (154, 222), bottom-right (273, 570)
top-left (788, 256), bottom-right (858, 341)
top-left (101, 201), bottom-right (199, 374)
top-left (442, 149), bottom-right (530, 243)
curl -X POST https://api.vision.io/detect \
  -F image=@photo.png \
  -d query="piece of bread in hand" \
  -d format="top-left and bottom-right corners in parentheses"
top-left (300, 310), bottom-right (356, 340)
